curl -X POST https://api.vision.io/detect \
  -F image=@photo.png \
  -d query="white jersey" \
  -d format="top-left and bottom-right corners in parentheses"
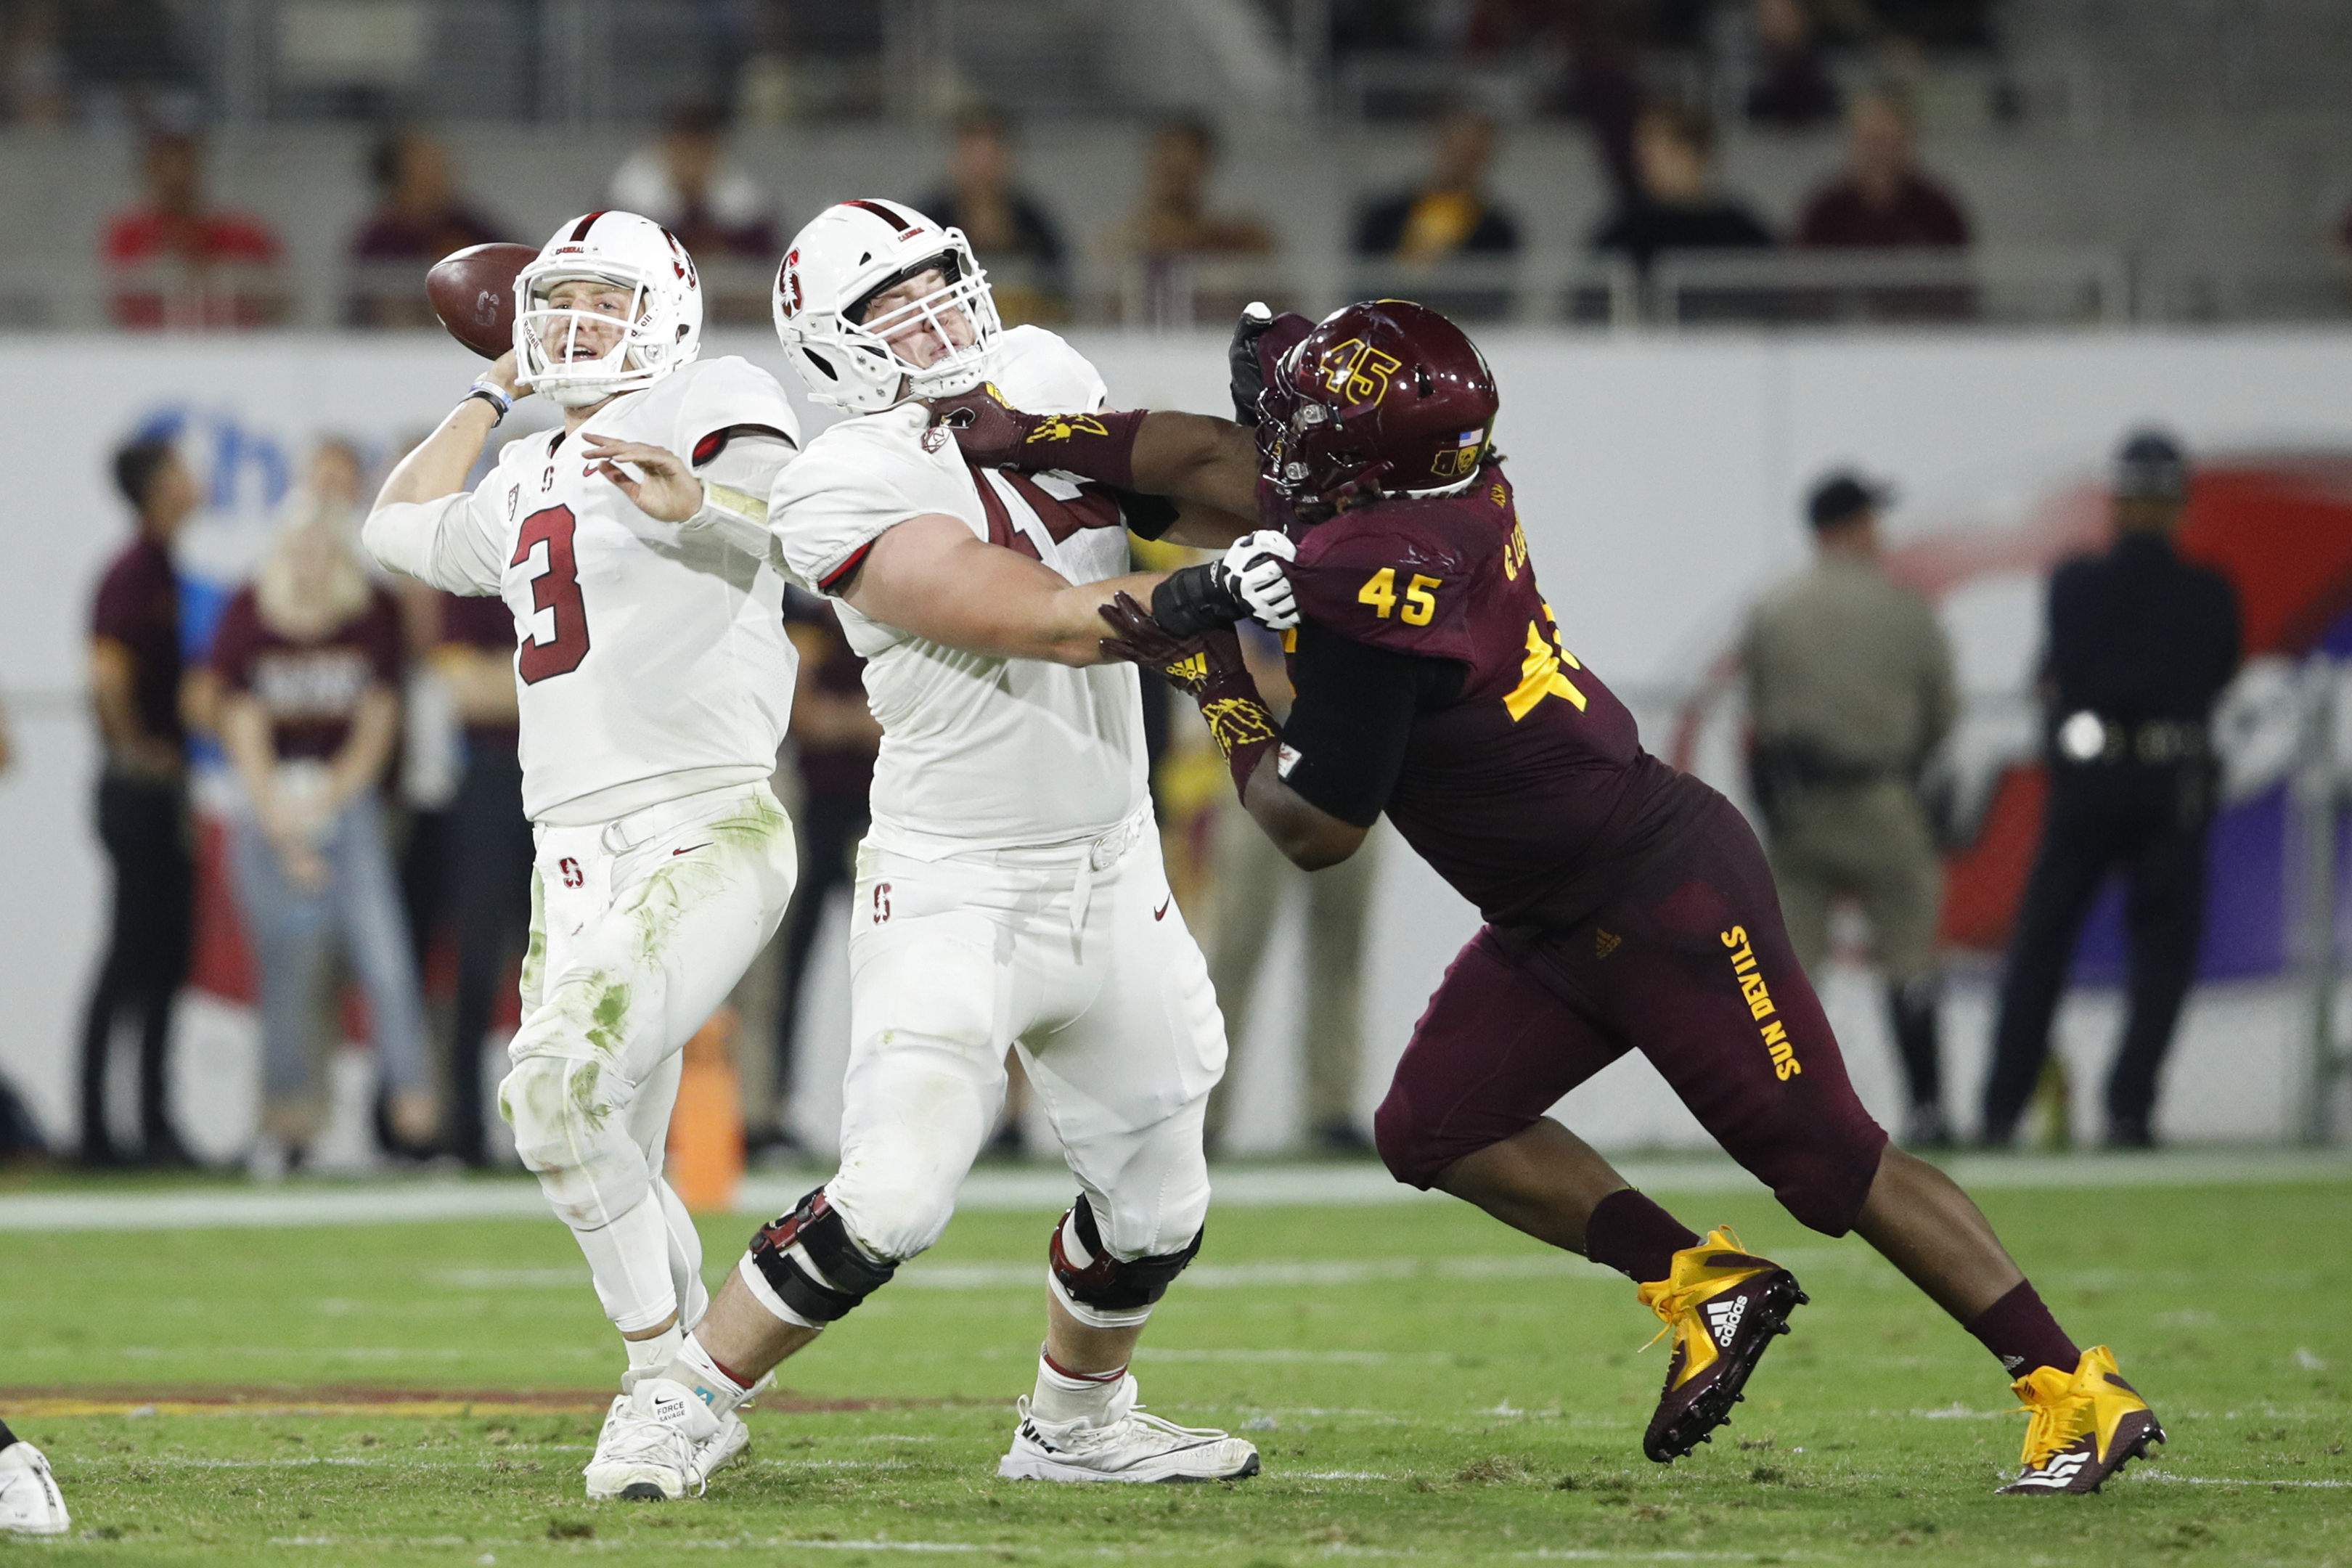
top-left (364, 355), bottom-right (802, 824)
top-left (767, 326), bottom-right (1146, 859)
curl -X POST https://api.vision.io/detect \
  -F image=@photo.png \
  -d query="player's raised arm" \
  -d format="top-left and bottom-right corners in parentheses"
top-left (362, 351), bottom-right (526, 595)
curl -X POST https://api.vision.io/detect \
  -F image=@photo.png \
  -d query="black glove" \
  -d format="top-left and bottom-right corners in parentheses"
top-left (1228, 301), bottom-right (1277, 423)
top-left (1226, 301), bottom-right (1316, 429)
top-left (1151, 563), bottom-right (1250, 638)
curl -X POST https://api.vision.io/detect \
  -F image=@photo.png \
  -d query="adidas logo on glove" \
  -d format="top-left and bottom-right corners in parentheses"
top-left (1704, 1297), bottom-right (1748, 1347)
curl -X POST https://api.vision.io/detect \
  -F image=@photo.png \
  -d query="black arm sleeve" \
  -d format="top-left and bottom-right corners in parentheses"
top-left (1111, 487), bottom-right (1182, 542)
top-left (1277, 621), bottom-right (1457, 828)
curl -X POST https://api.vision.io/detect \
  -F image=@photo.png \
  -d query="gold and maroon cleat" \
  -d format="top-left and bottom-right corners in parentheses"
top-left (1998, 1345), bottom-right (2165, 1494)
top-left (1635, 1227), bottom-right (1807, 1463)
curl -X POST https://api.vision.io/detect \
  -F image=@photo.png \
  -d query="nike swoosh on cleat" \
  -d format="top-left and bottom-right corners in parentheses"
top-left (671, 844), bottom-right (711, 857)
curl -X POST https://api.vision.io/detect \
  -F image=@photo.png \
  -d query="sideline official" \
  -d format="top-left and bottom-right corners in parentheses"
top-left (1743, 471), bottom-right (1958, 1146)
top-left (1982, 430), bottom-right (2240, 1149)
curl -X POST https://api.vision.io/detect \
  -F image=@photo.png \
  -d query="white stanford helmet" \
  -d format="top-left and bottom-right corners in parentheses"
top-left (513, 210), bottom-right (703, 408)
top-left (772, 199), bottom-right (1001, 413)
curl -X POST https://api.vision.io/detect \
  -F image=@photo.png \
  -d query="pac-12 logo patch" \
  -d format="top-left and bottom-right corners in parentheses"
top-left (920, 424), bottom-right (950, 454)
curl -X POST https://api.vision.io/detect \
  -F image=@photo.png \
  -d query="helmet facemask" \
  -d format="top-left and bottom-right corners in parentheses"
top-left (515, 263), bottom-right (693, 409)
top-left (839, 247), bottom-right (1003, 407)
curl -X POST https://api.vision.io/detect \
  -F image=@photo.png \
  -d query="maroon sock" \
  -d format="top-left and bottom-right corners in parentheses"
top-left (1584, 1188), bottom-right (1702, 1283)
top-left (1964, 1281), bottom-right (2081, 1379)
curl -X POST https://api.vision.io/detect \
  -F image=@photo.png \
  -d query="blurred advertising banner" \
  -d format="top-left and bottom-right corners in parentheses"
top-left (7, 327), bottom-right (2352, 1149)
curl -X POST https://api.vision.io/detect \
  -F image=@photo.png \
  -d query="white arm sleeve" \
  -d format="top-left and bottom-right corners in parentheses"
top-left (684, 433), bottom-right (798, 558)
top-left (362, 489), bottom-right (505, 596)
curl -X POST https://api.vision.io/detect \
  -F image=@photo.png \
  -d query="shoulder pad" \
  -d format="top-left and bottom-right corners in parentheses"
top-left (1290, 501), bottom-right (1488, 661)
top-left (673, 356), bottom-right (801, 462)
top-left (992, 326), bottom-right (1110, 415)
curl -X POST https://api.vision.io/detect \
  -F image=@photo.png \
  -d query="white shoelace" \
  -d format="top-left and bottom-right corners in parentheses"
top-left (597, 1411), bottom-right (706, 1495)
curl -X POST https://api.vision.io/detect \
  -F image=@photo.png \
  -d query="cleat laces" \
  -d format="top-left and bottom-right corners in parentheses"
top-left (2010, 1368), bottom-right (2078, 1474)
top-left (604, 1412), bottom-right (706, 1496)
top-left (1636, 1225), bottom-right (1758, 1365)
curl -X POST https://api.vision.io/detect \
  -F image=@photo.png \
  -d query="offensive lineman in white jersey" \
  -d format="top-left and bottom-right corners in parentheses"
top-left (573, 199), bottom-right (1297, 1492)
top-left (360, 211), bottom-right (805, 1499)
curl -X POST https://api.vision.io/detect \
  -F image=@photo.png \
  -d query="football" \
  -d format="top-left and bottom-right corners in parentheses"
top-left (425, 242), bottom-right (536, 359)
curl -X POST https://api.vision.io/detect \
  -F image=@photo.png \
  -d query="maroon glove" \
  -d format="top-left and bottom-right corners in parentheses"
top-left (1098, 592), bottom-right (1278, 798)
top-left (928, 383), bottom-right (1146, 489)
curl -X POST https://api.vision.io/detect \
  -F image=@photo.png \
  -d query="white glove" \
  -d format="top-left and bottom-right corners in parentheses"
top-left (1220, 530), bottom-right (1298, 630)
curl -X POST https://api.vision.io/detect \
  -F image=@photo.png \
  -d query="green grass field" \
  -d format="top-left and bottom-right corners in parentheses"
top-left (3, 1160), bottom-right (2348, 1565)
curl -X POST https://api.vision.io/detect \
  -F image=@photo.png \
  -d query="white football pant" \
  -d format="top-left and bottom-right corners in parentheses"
top-left (500, 782), bottom-right (797, 1334)
top-left (825, 806), bottom-right (1226, 1276)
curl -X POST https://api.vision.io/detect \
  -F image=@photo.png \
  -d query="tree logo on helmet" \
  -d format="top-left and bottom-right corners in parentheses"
top-left (661, 228), bottom-right (698, 287)
top-left (777, 249), bottom-right (803, 318)
top-left (1318, 338), bottom-right (1403, 407)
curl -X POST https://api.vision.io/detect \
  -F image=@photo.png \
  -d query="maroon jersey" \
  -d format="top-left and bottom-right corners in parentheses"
top-left (1280, 465), bottom-right (1710, 931)
top-left (211, 585), bottom-right (405, 761)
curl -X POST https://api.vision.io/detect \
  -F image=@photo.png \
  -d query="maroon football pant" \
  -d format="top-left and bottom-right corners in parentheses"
top-left (1373, 792), bottom-right (1888, 1236)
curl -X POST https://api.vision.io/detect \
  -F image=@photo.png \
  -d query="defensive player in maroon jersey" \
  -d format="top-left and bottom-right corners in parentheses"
top-left (930, 299), bottom-right (2166, 1495)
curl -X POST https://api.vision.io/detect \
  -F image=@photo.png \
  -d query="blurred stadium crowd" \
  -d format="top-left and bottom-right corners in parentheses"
top-left (0, 0), bottom-right (2350, 329)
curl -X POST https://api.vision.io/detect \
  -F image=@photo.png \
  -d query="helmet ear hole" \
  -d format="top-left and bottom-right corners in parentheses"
top-left (804, 350), bottom-right (839, 381)
top-left (1416, 366), bottom-right (1434, 397)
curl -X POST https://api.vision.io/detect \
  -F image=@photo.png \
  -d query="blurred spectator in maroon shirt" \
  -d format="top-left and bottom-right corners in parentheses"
top-left (103, 129), bottom-right (286, 329)
top-left (80, 433), bottom-right (199, 1167)
top-left (608, 101), bottom-right (777, 258)
top-left (213, 523), bottom-right (429, 1175)
top-left (1745, 0), bottom-right (1841, 129)
top-left (759, 589), bottom-right (880, 1159)
top-left (347, 128), bottom-right (509, 328)
top-left (428, 592), bottom-right (531, 1169)
top-left (1795, 87), bottom-right (1970, 249)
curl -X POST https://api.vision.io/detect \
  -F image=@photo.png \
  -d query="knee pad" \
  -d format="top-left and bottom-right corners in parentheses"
top-left (1047, 1195), bottom-right (1202, 1330)
top-left (746, 1186), bottom-right (899, 1326)
top-left (498, 1055), bottom-right (651, 1229)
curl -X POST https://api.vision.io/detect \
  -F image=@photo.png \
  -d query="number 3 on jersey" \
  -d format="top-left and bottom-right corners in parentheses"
top-left (512, 505), bottom-right (591, 683)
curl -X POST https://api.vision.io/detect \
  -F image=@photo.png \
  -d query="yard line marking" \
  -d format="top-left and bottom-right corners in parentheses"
top-left (894, 1256), bottom-right (1602, 1291)
top-left (2130, 1471), bottom-right (2352, 1488)
top-left (1293, 1469), bottom-right (1396, 1479)
top-left (5, 1149), bottom-right (2345, 1233)
top-left (1134, 1347), bottom-right (1453, 1365)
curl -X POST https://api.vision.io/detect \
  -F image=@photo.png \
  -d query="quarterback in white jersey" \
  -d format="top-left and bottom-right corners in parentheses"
top-left (362, 211), bottom-right (802, 1499)
top-left (572, 198), bottom-right (1297, 1493)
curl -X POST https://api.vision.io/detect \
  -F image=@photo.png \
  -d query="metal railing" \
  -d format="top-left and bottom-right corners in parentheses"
top-left (1, 247), bottom-right (2346, 335)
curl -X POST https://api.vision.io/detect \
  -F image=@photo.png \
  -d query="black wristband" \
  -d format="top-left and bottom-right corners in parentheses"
top-left (1151, 563), bottom-right (1247, 637)
top-left (464, 386), bottom-right (510, 425)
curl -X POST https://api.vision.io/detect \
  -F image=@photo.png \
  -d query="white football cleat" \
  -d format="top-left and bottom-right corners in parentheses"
top-left (0, 1441), bottom-right (70, 1536)
top-left (582, 1381), bottom-right (746, 1501)
top-left (997, 1376), bottom-right (1260, 1485)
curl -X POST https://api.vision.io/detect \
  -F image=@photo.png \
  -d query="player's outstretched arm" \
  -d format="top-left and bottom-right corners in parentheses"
top-left (931, 388), bottom-right (1262, 521)
top-left (838, 514), bottom-right (1163, 667)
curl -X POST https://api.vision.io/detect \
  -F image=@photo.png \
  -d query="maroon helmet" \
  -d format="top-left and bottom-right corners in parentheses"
top-left (1261, 298), bottom-right (1500, 520)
